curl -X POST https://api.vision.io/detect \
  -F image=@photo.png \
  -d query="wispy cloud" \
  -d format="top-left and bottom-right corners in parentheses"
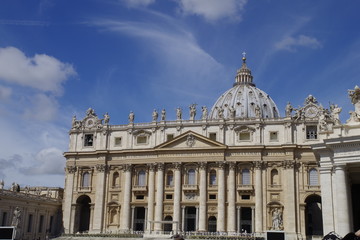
top-left (275, 34), bottom-right (322, 52)
top-left (177, 0), bottom-right (248, 22)
top-left (0, 19), bottom-right (50, 26)
top-left (121, 0), bottom-right (155, 8)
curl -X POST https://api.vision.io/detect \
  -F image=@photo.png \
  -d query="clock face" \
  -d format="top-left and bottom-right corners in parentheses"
top-left (305, 106), bottom-right (318, 118)
top-left (86, 119), bottom-right (94, 128)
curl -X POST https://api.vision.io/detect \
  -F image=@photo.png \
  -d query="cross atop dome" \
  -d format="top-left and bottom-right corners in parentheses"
top-left (234, 52), bottom-right (254, 86)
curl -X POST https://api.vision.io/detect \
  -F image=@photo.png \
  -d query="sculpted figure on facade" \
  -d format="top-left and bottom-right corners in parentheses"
top-left (217, 107), bottom-right (224, 119)
top-left (103, 112), bottom-right (110, 125)
top-left (330, 104), bottom-right (342, 125)
top-left (255, 105), bottom-right (261, 118)
top-left (348, 85), bottom-right (360, 123)
top-left (71, 115), bottom-right (82, 129)
top-left (229, 106), bottom-right (236, 119)
top-left (271, 208), bottom-right (283, 230)
top-left (319, 110), bottom-right (328, 131)
top-left (285, 102), bottom-right (293, 117)
top-left (161, 109), bottom-right (166, 121)
top-left (189, 104), bottom-right (197, 121)
top-left (176, 107), bottom-right (182, 120)
top-left (11, 207), bottom-right (21, 228)
top-left (128, 111), bottom-right (135, 123)
top-left (201, 106), bottom-right (208, 120)
top-left (152, 109), bottom-right (158, 122)
top-left (305, 95), bottom-right (317, 104)
top-left (86, 107), bottom-right (96, 117)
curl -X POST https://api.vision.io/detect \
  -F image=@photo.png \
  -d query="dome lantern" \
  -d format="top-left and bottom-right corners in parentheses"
top-left (234, 52), bottom-right (254, 87)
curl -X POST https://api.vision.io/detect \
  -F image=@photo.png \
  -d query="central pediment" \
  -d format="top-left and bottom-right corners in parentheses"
top-left (155, 131), bottom-right (227, 150)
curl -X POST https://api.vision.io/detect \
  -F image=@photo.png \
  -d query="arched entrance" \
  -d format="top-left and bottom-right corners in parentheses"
top-left (208, 216), bottom-right (217, 232)
top-left (164, 216), bottom-right (173, 232)
top-left (185, 207), bottom-right (196, 231)
top-left (76, 195), bottom-right (91, 233)
top-left (305, 194), bottom-right (323, 236)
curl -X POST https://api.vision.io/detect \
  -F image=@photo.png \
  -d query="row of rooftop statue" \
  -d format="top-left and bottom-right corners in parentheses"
top-left (71, 86), bottom-right (360, 128)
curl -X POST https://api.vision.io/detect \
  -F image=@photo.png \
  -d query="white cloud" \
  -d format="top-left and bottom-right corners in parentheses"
top-left (0, 85), bottom-right (12, 100)
top-left (177, 0), bottom-right (247, 22)
top-left (20, 147), bottom-right (65, 175)
top-left (122, 0), bottom-right (155, 8)
top-left (275, 35), bottom-right (322, 52)
top-left (0, 46), bottom-right (76, 95)
top-left (23, 93), bottom-right (59, 121)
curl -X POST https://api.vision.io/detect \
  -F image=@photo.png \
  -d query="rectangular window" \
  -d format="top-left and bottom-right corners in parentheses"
top-left (239, 132), bottom-right (251, 141)
top-left (209, 194), bottom-right (217, 200)
top-left (27, 214), bottom-right (33, 232)
top-left (114, 137), bottom-right (122, 146)
top-left (166, 194), bottom-right (173, 200)
top-left (136, 195), bottom-right (144, 200)
top-left (1, 212), bottom-right (7, 226)
top-left (306, 126), bottom-right (318, 139)
top-left (38, 215), bottom-right (44, 233)
top-left (270, 132), bottom-right (278, 141)
top-left (241, 195), bottom-right (250, 200)
top-left (209, 133), bottom-right (217, 141)
top-left (137, 136), bottom-right (148, 144)
top-left (84, 134), bottom-right (94, 146)
top-left (49, 216), bottom-right (54, 233)
top-left (166, 134), bottom-right (174, 141)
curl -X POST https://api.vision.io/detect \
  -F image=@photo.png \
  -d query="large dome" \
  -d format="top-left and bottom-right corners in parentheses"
top-left (209, 56), bottom-right (280, 119)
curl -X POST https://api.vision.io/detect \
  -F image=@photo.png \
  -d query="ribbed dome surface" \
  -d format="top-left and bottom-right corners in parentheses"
top-left (208, 56), bottom-right (280, 120)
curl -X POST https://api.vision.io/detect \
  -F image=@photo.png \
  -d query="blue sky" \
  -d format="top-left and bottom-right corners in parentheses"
top-left (0, 0), bottom-right (360, 187)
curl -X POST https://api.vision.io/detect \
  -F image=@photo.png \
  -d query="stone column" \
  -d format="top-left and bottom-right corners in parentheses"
top-left (131, 206), bottom-right (135, 231)
top-left (144, 207), bottom-right (148, 231)
top-left (147, 164), bottom-right (156, 232)
top-left (319, 166), bottom-right (335, 234)
top-left (89, 204), bottom-right (95, 232)
top-left (283, 160), bottom-right (296, 233)
top-left (173, 163), bottom-right (182, 232)
top-left (198, 162), bottom-right (207, 231)
top-left (63, 166), bottom-right (77, 234)
top-left (227, 162), bottom-right (236, 232)
top-left (217, 162), bottom-right (226, 232)
top-left (154, 163), bottom-right (164, 231)
top-left (334, 165), bottom-right (352, 236)
top-left (181, 206), bottom-right (186, 232)
top-left (254, 161), bottom-right (263, 233)
top-left (251, 206), bottom-right (255, 233)
top-left (237, 206), bottom-right (241, 232)
top-left (92, 163), bottom-right (107, 233)
top-left (196, 206), bottom-right (199, 231)
top-left (120, 164), bottom-right (132, 231)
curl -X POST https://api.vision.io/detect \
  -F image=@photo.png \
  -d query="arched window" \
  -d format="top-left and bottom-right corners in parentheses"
top-left (271, 169), bottom-right (279, 185)
top-left (112, 172), bottom-right (119, 187)
top-left (208, 216), bottom-right (217, 232)
top-left (188, 169), bottom-right (196, 185)
top-left (138, 170), bottom-right (146, 186)
top-left (164, 216), bottom-right (173, 232)
top-left (241, 169), bottom-right (250, 185)
top-left (82, 172), bottom-right (90, 188)
top-left (167, 171), bottom-right (174, 186)
top-left (309, 168), bottom-right (319, 186)
top-left (209, 170), bottom-right (216, 185)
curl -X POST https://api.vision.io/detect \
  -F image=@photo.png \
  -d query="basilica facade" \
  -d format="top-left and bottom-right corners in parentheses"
top-left (62, 57), bottom-right (355, 240)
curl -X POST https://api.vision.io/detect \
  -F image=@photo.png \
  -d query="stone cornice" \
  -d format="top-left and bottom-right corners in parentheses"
top-left (0, 189), bottom-right (62, 204)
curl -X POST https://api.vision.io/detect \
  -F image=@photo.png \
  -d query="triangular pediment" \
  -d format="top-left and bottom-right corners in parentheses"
top-left (156, 131), bottom-right (226, 150)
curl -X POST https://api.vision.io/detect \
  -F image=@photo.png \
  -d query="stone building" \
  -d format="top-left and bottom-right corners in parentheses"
top-left (0, 184), bottom-right (63, 240)
top-left (63, 56), bottom-right (345, 240)
top-left (312, 86), bottom-right (360, 237)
